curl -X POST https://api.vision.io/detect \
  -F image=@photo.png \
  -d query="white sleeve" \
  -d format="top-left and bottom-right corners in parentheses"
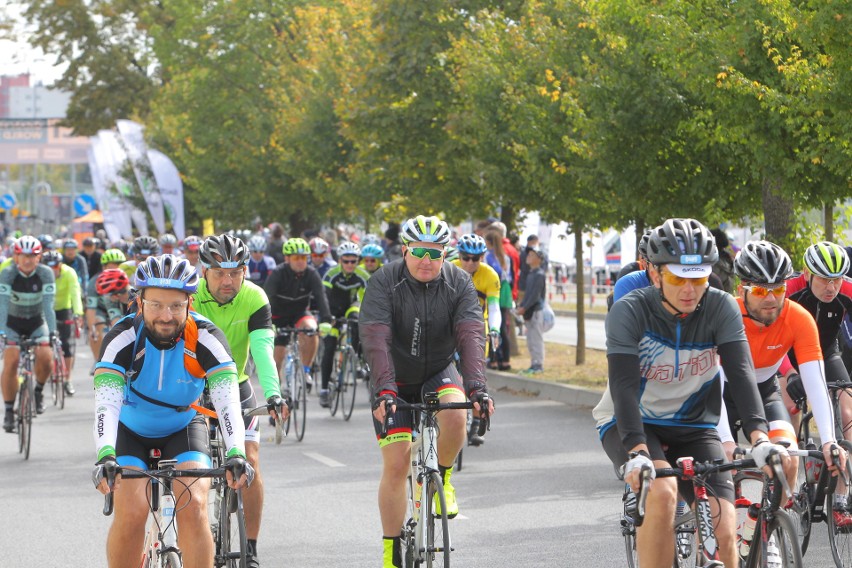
top-left (716, 372), bottom-right (735, 444)
top-left (93, 371), bottom-right (124, 461)
top-left (800, 359), bottom-right (836, 444)
top-left (208, 367), bottom-right (247, 459)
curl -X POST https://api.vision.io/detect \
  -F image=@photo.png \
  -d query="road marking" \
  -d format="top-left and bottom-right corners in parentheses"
top-left (495, 400), bottom-right (564, 409)
top-left (304, 452), bottom-right (346, 468)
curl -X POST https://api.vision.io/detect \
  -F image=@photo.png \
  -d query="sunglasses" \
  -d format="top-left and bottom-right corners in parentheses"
top-left (660, 269), bottom-right (709, 287)
top-left (408, 247), bottom-right (444, 260)
top-left (341, 259), bottom-right (358, 265)
top-left (743, 284), bottom-right (786, 298)
top-left (460, 254), bottom-right (482, 262)
top-left (289, 255), bottom-right (308, 261)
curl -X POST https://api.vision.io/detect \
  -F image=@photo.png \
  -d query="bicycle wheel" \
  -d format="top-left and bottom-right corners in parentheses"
top-left (673, 510), bottom-right (696, 568)
top-left (827, 440), bottom-right (852, 568)
top-left (329, 348), bottom-right (343, 417)
top-left (293, 365), bottom-right (308, 441)
top-left (753, 509), bottom-right (803, 568)
top-left (18, 374), bottom-right (34, 459)
top-left (216, 488), bottom-right (247, 568)
top-left (55, 353), bottom-right (67, 410)
top-left (341, 350), bottom-right (358, 421)
top-left (623, 522), bottom-right (638, 568)
top-left (423, 471), bottom-right (451, 567)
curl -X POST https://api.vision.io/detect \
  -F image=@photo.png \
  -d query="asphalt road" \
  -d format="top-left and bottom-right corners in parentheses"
top-left (1, 347), bottom-right (840, 567)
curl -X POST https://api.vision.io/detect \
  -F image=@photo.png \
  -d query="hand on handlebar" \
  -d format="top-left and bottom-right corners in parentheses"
top-left (823, 442), bottom-right (848, 479)
top-left (225, 456), bottom-right (255, 490)
top-left (92, 456), bottom-right (119, 495)
top-left (488, 330), bottom-right (501, 351)
top-left (623, 452), bottom-right (656, 494)
top-left (372, 392), bottom-right (397, 431)
top-left (751, 441), bottom-right (791, 479)
top-left (267, 395), bottom-right (289, 422)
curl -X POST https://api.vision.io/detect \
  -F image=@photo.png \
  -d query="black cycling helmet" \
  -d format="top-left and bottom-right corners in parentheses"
top-left (133, 235), bottom-right (160, 256)
top-left (646, 218), bottom-right (718, 266)
top-left (200, 234), bottom-right (250, 269)
top-left (637, 229), bottom-right (653, 261)
top-left (733, 240), bottom-right (793, 285)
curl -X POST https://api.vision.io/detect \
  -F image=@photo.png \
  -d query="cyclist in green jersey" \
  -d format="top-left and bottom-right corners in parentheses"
top-left (193, 234), bottom-right (286, 568)
top-left (43, 251), bottom-right (83, 395)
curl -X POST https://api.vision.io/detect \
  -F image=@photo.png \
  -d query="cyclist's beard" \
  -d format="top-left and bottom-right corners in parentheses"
top-left (147, 318), bottom-right (188, 345)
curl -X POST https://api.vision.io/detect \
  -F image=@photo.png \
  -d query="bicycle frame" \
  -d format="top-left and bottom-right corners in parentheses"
top-left (407, 403), bottom-right (442, 562)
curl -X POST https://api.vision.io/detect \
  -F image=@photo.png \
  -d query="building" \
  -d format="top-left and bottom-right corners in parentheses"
top-left (0, 73), bottom-right (71, 119)
top-left (0, 73), bottom-right (31, 118)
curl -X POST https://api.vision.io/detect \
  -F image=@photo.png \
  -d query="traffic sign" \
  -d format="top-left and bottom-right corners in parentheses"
top-left (0, 193), bottom-right (16, 209)
top-left (73, 194), bottom-right (98, 216)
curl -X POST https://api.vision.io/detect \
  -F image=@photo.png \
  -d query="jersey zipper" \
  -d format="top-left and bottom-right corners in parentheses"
top-left (675, 319), bottom-right (681, 381)
top-left (158, 349), bottom-right (165, 391)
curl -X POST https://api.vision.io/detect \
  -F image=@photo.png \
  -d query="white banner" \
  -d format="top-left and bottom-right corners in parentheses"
top-left (90, 132), bottom-right (134, 240)
top-left (147, 149), bottom-right (186, 240)
top-left (98, 130), bottom-right (149, 236)
top-left (86, 146), bottom-right (121, 243)
top-left (117, 120), bottom-right (166, 234)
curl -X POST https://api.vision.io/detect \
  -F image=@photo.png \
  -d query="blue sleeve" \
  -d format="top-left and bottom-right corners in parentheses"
top-left (613, 271), bottom-right (650, 302)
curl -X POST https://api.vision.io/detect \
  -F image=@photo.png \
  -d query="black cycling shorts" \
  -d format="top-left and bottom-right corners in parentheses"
top-left (724, 377), bottom-right (794, 443)
top-left (239, 379), bottom-right (260, 444)
top-left (56, 308), bottom-right (75, 358)
top-left (116, 414), bottom-right (211, 470)
top-left (371, 362), bottom-right (465, 447)
top-left (602, 424), bottom-right (735, 505)
top-left (273, 313), bottom-right (316, 346)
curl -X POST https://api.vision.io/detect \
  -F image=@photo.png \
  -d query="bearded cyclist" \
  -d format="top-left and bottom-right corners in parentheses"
top-left (92, 254), bottom-right (253, 568)
top-left (361, 215), bottom-right (494, 568)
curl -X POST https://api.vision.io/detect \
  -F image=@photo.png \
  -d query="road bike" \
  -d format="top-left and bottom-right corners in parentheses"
top-left (328, 317), bottom-right (362, 421)
top-left (788, 381), bottom-right (852, 567)
top-left (49, 335), bottom-right (68, 409)
top-left (276, 327), bottom-right (316, 442)
top-left (388, 392), bottom-right (490, 567)
top-left (102, 457), bottom-right (247, 568)
top-left (13, 337), bottom-right (39, 460)
top-left (455, 332), bottom-right (499, 473)
top-left (624, 448), bottom-right (804, 568)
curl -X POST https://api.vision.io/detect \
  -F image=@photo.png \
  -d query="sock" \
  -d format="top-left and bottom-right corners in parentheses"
top-left (303, 365), bottom-right (311, 374)
top-left (247, 539), bottom-right (257, 555)
top-left (439, 464), bottom-right (453, 484)
top-left (4, 401), bottom-right (13, 412)
top-left (34, 383), bottom-right (43, 393)
top-left (382, 536), bottom-right (401, 568)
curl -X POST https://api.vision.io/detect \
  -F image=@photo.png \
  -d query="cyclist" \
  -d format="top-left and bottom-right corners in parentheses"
top-left (182, 235), bottom-right (204, 271)
top-left (359, 243), bottom-right (385, 275)
top-left (37, 233), bottom-right (55, 251)
top-left (94, 269), bottom-right (133, 323)
top-left (86, 249), bottom-right (128, 361)
top-left (159, 233), bottom-right (178, 255)
top-left (81, 236), bottom-right (103, 280)
top-left (61, 238), bottom-right (89, 291)
top-left (361, 215), bottom-right (494, 568)
top-left (611, 229), bottom-right (653, 303)
top-left (319, 241), bottom-right (370, 408)
top-left (593, 218), bottom-right (788, 568)
top-left (717, 241), bottom-right (843, 505)
top-left (42, 250), bottom-right (83, 396)
top-left (119, 236), bottom-right (160, 284)
top-left (193, 234), bottom-right (286, 568)
top-left (264, 237), bottom-right (332, 393)
top-left (0, 236), bottom-right (56, 430)
top-left (246, 235), bottom-right (276, 287)
top-left (92, 254), bottom-right (253, 568)
top-left (309, 237), bottom-right (337, 278)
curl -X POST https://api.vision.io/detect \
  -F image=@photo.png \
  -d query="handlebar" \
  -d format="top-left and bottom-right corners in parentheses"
top-left (380, 393), bottom-right (492, 437)
top-left (275, 326), bottom-right (319, 337)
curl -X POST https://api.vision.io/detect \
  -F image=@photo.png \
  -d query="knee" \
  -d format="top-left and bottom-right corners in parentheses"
top-left (439, 408), bottom-right (467, 432)
top-left (646, 478), bottom-right (678, 511)
top-left (382, 448), bottom-right (410, 480)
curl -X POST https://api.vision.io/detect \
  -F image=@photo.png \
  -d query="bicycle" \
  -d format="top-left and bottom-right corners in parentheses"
top-left (276, 327), bottom-right (316, 442)
top-left (102, 457), bottom-right (247, 568)
top-left (328, 317), bottom-right (361, 421)
top-left (455, 331), bottom-right (499, 473)
top-left (386, 392), bottom-right (491, 567)
top-left (789, 381), bottom-right (852, 567)
top-left (49, 335), bottom-right (68, 410)
top-left (12, 337), bottom-right (39, 460)
top-left (624, 449), bottom-right (805, 568)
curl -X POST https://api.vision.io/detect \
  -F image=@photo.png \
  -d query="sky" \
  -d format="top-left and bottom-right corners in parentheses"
top-left (0, 3), bottom-right (66, 86)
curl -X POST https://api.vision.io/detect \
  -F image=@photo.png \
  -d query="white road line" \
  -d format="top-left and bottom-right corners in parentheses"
top-left (495, 400), bottom-right (565, 409)
top-left (303, 451), bottom-right (346, 468)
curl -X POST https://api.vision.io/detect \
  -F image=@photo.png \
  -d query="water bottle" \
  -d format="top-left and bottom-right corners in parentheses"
top-left (414, 477), bottom-right (423, 512)
top-left (738, 504), bottom-right (759, 557)
top-left (160, 491), bottom-right (177, 545)
top-left (804, 439), bottom-right (821, 484)
top-left (285, 355), bottom-right (294, 379)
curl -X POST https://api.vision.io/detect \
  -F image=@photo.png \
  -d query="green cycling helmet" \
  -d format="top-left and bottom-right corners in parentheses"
top-left (804, 241), bottom-right (850, 279)
top-left (101, 248), bottom-right (127, 265)
top-left (282, 237), bottom-right (311, 256)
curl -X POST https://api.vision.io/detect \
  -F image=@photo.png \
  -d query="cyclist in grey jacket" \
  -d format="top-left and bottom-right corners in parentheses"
top-left (361, 215), bottom-right (494, 568)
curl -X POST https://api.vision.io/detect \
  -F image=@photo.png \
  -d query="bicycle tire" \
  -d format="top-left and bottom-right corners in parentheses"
top-left (752, 509), bottom-right (803, 568)
top-left (17, 377), bottom-right (33, 458)
top-left (330, 349), bottom-right (343, 417)
top-left (424, 471), bottom-right (451, 567)
top-left (673, 510), bottom-right (697, 568)
top-left (341, 350), bottom-right (357, 421)
top-left (402, 475), bottom-right (417, 568)
top-left (56, 354), bottom-right (67, 410)
top-left (827, 440), bottom-right (852, 568)
top-left (623, 523), bottom-right (638, 568)
top-left (217, 488), bottom-right (247, 568)
top-left (293, 364), bottom-right (307, 441)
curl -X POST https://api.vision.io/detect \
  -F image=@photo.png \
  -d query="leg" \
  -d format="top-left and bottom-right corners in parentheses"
top-left (710, 495), bottom-right (738, 568)
top-left (273, 345), bottom-right (286, 379)
top-left (435, 391), bottom-right (467, 468)
top-left (298, 326), bottom-right (319, 368)
top-left (106, 472), bottom-right (150, 568)
top-left (34, 344), bottom-right (53, 386)
top-left (526, 311), bottom-right (544, 370)
top-left (243, 441), bottom-right (263, 540)
top-left (378, 440), bottom-right (412, 536)
top-left (636, 471), bottom-right (678, 568)
top-left (1, 345), bottom-right (20, 403)
top-left (173, 461), bottom-right (214, 568)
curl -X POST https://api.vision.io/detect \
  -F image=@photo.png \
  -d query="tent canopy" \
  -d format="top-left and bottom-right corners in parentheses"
top-left (73, 209), bottom-right (103, 224)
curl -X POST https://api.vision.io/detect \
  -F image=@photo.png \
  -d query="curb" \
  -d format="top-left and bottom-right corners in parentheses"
top-left (553, 309), bottom-right (606, 321)
top-left (485, 369), bottom-right (603, 409)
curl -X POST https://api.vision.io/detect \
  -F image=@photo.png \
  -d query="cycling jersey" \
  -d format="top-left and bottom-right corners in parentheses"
top-left (612, 270), bottom-right (650, 302)
top-left (54, 264), bottom-right (83, 315)
top-left (63, 254), bottom-right (89, 290)
top-left (93, 312), bottom-right (244, 461)
top-left (787, 273), bottom-right (852, 356)
top-left (247, 255), bottom-right (277, 286)
top-left (311, 258), bottom-right (337, 279)
top-left (360, 259), bottom-right (487, 396)
top-left (323, 264), bottom-right (370, 317)
top-left (0, 263), bottom-right (57, 335)
top-left (594, 286), bottom-right (768, 449)
top-left (451, 259), bottom-right (500, 330)
top-left (192, 279), bottom-right (281, 400)
top-left (85, 277), bottom-right (125, 323)
top-left (118, 260), bottom-right (138, 284)
top-left (263, 263), bottom-right (331, 325)
top-left (716, 297), bottom-right (835, 445)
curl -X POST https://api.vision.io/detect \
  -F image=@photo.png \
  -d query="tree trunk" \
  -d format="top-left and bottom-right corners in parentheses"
top-left (288, 212), bottom-right (312, 239)
top-left (825, 203), bottom-right (834, 242)
top-left (761, 175), bottom-right (794, 246)
top-left (501, 204), bottom-right (516, 234)
top-left (574, 229), bottom-right (586, 365)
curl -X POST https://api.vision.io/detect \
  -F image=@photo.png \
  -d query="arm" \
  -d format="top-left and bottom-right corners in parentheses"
top-left (0, 269), bottom-right (11, 333)
top-left (310, 270), bottom-right (332, 323)
top-left (71, 272), bottom-right (84, 316)
top-left (609, 353), bottom-right (647, 450)
top-left (455, 272), bottom-right (488, 394)
top-left (93, 370), bottom-right (124, 461)
top-left (207, 366), bottom-right (246, 459)
top-left (486, 296), bottom-right (501, 332)
top-left (41, 269), bottom-right (57, 333)
top-left (360, 268), bottom-right (397, 396)
top-left (247, 303), bottom-right (280, 400)
top-left (717, 340), bottom-right (769, 443)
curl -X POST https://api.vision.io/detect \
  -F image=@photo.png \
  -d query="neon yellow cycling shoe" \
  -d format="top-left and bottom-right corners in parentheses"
top-left (434, 469), bottom-right (459, 519)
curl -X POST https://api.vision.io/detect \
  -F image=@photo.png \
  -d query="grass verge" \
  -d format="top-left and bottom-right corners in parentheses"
top-left (507, 337), bottom-right (607, 391)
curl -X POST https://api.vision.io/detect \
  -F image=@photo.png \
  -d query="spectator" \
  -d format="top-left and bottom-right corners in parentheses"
top-left (519, 235), bottom-right (541, 295)
top-left (517, 247), bottom-right (547, 374)
top-left (383, 222), bottom-right (403, 263)
top-left (267, 222), bottom-right (286, 265)
top-left (484, 228), bottom-right (513, 370)
top-left (710, 228), bottom-right (735, 294)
